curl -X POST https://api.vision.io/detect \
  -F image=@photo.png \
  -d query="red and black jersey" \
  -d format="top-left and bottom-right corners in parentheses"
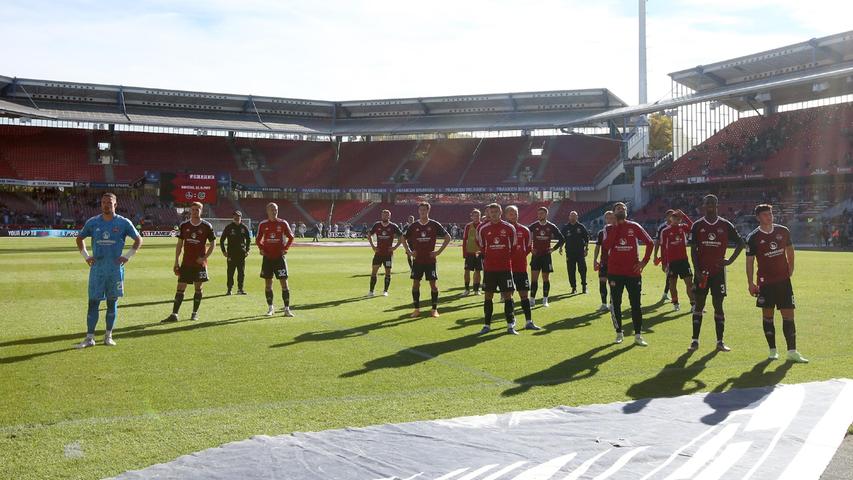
top-left (370, 221), bottom-right (402, 255)
top-left (404, 219), bottom-right (448, 265)
top-left (745, 224), bottom-right (792, 286)
top-left (660, 216), bottom-right (693, 263)
top-left (477, 220), bottom-right (516, 272)
top-left (510, 222), bottom-right (531, 273)
top-left (179, 219), bottom-right (215, 267)
top-left (602, 221), bottom-right (653, 277)
top-left (527, 221), bottom-right (565, 256)
top-left (690, 217), bottom-right (741, 276)
top-left (256, 218), bottom-right (294, 259)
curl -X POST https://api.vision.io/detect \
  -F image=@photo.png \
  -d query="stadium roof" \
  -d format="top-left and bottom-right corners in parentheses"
top-left (557, 30), bottom-right (853, 129)
top-left (0, 74), bottom-right (625, 136)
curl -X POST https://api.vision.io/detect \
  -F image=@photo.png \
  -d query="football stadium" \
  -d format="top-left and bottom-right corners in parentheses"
top-left (1, 3), bottom-right (853, 479)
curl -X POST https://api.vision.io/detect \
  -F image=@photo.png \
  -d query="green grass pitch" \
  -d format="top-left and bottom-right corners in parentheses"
top-left (0, 238), bottom-right (851, 479)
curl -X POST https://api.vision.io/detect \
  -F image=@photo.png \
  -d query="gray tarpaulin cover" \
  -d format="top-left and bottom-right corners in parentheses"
top-left (115, 378), bottom-right (852, 480)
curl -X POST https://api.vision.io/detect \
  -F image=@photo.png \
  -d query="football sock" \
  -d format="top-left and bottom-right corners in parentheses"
top-left (369, 275), bottom-right (377, 292)
top-left (105, 298), bottom-right (117, 331)
top-left (430, 290), bottom-right (438, 310)
top-left (504, 299), bottom-right (515, 324)
top-left (265, 289), bottom-right (273, 306)
top-left (543, 281), bottom-right (551, 298)
top-left (714, 313), bottom-right (725, 342)
top-left (530, 281), bottom-right (539, 298)
top-left (763, 316), bottom-right (776, 349)
top-left (520, 298), bottom-right (532, 321)
top-left (282, 289), bottom-right (290, 308)
top-left (192, 292), bottom-right (202, 313)
top-left (484, 299), bottom-right (493, 325)
top-left (172, 292), bottom-right (184, 315)
top-left (383, 275), bottom-right (391, 292)
top-left (86, 299), bottom-right (100, 334)
top-left (412, 289), bottom-right (420, 309)
top-left (782, 317), bottom-right (796, 351)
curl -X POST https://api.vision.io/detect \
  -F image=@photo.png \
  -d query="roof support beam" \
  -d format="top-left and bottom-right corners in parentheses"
top-left (695, 66), bottom-right (726, 87)
top-left (417, 98), bottom-right (430, 115)
top-left (507, 94), bottom-right (518, 112)
top-left (809, 38), bottom-right (844, 63)
top-left (117, 87), bottom-right (129, 120)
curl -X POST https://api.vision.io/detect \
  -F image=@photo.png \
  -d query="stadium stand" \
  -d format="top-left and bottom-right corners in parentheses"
top-left (461, 136), bottom-right (528, 185)
top-left (114, 132), bottom-right (236, 183)
top-left (649, 103), bottom-right (853, 183)
top-left (337, 140), bottom-right (416, 188)
top-left (541, 135), bottom-right (622, 186)
top-left (414, 138), bottom-right (479, 186)
top-left (0, 125), bottom-right (104, 182)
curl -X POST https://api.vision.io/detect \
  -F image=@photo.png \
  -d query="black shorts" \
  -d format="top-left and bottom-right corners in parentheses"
top-left (530, 254), bottom-right (553, 273)
top-left (260, 256), bottom-right (289, 279)
top-left (464, 254), bottom-right (483, 272)
top-left (693, 270), bottom-right (727, 297)
top-left (372, 254), bottom-right (393, 268)
top-left (483, 271), bottom-right (515, 293)
top-left (667, 259), bottom-right (692, 279)
top-left (756, 279), bottom-right (795, 310)
top-left (178, 265), bottom-right (209, 284)
top-left (512, 272), bottom-right (530, 291)
top-left (411, 262), bottom-right (438, 281)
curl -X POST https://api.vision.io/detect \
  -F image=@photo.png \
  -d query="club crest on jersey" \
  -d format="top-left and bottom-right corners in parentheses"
top-left (113, 227), bottom-right (119, 233)
top-left (191, 232), bottom-right (197, 239)
top-left (628, 229), bottom-right (634, 235)
top-left (776, 234), bottom-right (783, 240)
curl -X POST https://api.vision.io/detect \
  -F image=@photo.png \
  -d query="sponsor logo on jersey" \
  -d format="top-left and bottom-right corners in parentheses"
top-left (708, 233), bottom-right (716, 241)
top-left (770, 241), bottom-right (778, 250)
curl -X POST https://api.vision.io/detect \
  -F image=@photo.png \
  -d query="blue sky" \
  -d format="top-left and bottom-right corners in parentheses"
top-left (0, 0), bottom-right (849, 105)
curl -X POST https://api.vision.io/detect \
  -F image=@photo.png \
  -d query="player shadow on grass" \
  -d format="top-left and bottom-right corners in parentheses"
top-left (622, 349), bottom-right (719, 414)
top-left (384, 299), bottom-right (481, 314)
top-left (501, 343), bottom-right (636, 397)
top-left (700, 359), bottom-right (794, 425)
top-left (296, 295), bottom-right (370, 311)
top-left (117, 294), bottom-right (229, 309)
top-left (339, 333), bottom-right (503, 378)
top-left (0, 314), bottom-right (270, 364)
top-left (268, 313), bottom-right (421, 349)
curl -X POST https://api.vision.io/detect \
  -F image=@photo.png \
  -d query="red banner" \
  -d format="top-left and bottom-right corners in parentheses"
top-left (170, 174), bottom-right (218, 204)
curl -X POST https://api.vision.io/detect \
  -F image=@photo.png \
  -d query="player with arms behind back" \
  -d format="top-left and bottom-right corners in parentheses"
top-left (163, 202), bottom-right (216, 323)
top-left (75, 192), bottom-right (142, 348)
top-left (403, 202), bottom-right (451, 318)
top-left (602, 202), bottom-right (653, 346)
top-left (592, 210), bottom-right (615, 312)
top-left (461, 209), bottom-right (484, 295)
top-left (745, 204), bottom-right (808, 363)
top-left (477, 203), bottom-right (518, 335)
top-left (506, 205), bottom-right (539, 330)
top-left (527, 206), bottom-right (564, 307)
top-left (256, 202), bottom-right (295, 317)
top-left (659, 209), bottom-right (695, 311)
top-left (367, 209), bottom-right (403, 297)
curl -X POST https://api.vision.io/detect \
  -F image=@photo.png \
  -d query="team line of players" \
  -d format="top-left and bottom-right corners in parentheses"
top-left (74, 193), bottom-right (808, 363)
